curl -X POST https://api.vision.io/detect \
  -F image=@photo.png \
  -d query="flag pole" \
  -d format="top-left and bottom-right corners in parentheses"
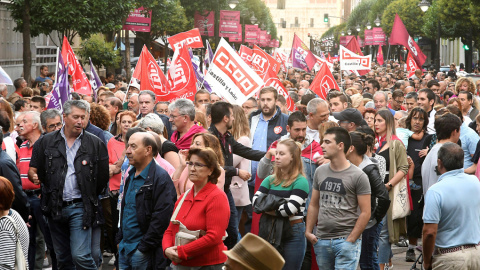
top-left (55, 48), bottom-right (60, 82)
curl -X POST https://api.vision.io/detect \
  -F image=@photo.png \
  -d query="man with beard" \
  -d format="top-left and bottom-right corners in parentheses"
top-left (209, 101), bottom-right (265, 248)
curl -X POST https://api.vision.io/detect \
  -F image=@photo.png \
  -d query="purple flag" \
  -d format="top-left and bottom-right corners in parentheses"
top-left (290, 34), bottom-right (316, 72)
top-left (189, 49), bottom-right (212, 92)
top-left (204, 40), bottom-right (214, 66)
top-left (47, 61), bottom-right (70, 113)
top-left (89, 58), bottom-right (102, 101)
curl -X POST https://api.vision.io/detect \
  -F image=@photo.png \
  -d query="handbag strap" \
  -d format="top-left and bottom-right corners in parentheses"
top-left (171, 189), bottom-right (191, 222)
top-left (1, 214), bottom-right (19, 238)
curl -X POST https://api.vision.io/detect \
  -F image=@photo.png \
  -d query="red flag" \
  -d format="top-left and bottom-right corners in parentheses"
top-left (377, 45), bottom-right (384, 66)
top-left (251, 45), bottom-right (296, 112)
top-left (132, 45), bottom-right (171, 102)
top-left (345, 37), bottom-right (368, 75)
top-left (167, 43), bottom-right (197, 102)
top-left (273, 49), bottom-right (287, 73)
top-left (310, 62), bottom-right (340, 100)
top-left (61, 36), bottom-right (91, 95)
top-left (168, 28), bottom-right (204, 51)
top-left (407, 52), bottom-right (422, 78)
top-left (239, 45), bottom-right (253, 66)
top-left (389, 14), bottom-right (427, 67)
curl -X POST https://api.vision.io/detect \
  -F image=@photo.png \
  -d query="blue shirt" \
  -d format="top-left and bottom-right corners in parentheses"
top-left (460, 123), bottom-right (480, 168)
top-left (119, 160), bottom-right (153, 255)
top-left (60, 128), bottom-right (83, 201)
top-left (423, 169), bottom-right (480, 248)
top-left (250, 111), bottom-right (272, 186)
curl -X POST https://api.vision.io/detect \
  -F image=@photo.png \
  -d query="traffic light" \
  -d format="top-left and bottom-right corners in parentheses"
top-left (464, 44), bottom-right (470, 50)
top-left (324, 14), bottom-right (329, 23)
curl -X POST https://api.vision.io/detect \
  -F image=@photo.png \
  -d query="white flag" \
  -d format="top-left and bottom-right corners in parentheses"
top-left (204, 38), bottom-right (264, 105)
top-left (0, 66), bottom-right (13, 85)
top-left (339, 45), bottom-right (372, 71)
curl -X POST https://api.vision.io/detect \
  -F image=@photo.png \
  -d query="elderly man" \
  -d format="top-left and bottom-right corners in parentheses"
top-left (128, 93), bottom-right (140, 115)
top-left (373, 91), bottom-right (395, 115)
top-left (169, 98), bottom-right (206, 149)
top-left (40, 109), bottom-right (63, 134)
top-left (422, 143), bottom-right (480, 270)
top-left (299, 80), bottom-right (310, 90)
top-left (29, 100), bottom-right (109, 270)
top-left (117, 131), bottom-right (176, 269)
top-left (0, 83), bottom-right (7, 98)
top-left (137, 90), bottom-right (172, 138)
top-left (17, 111), bottom-right (57, 269)
top-left (306, 98), bottom-right (330, 143)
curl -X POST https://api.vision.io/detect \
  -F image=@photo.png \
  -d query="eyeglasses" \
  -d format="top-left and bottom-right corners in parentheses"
top-left (185, 161), bottom-right (208, 169)
top-left (47, 122), bottom-right (63, 130)
top-left (394, 99), bottom-right (404, 104)
top-left (169, 114), bottom-right (184, 120)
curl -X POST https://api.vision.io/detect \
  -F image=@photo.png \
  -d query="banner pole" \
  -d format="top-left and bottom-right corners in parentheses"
top-left (387, 44), bottom-right (391, 61)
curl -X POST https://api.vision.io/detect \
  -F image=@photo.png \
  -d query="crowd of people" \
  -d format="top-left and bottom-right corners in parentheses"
top-left (1, 59), bottom-right (480, 270)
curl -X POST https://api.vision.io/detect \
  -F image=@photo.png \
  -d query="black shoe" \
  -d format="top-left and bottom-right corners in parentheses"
top-left (406, 248), bottom-right (416, 262)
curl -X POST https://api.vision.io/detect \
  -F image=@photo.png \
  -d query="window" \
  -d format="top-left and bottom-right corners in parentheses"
top-left (277, 0), bottom-right (286, 9)
top-left (280, 18), bottom-right (286, 28)
top-left (310, 18), bottom-right (314, 27)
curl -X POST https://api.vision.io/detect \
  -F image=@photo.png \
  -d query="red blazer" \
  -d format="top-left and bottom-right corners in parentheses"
top-left (162, 182), bottom-right (230, 267)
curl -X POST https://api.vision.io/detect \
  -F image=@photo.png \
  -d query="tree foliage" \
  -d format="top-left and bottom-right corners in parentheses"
top-left (77, 34), bottom-right (122, 70)
top-left (381, 0), bottom-right (424, 36)
top-left (366, 0), bottom-right (394, 25)
top-left (345, 0), bottom-right (375, 37)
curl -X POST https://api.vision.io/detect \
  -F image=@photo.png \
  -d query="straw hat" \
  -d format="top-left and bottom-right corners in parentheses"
top-left (223, 233), bottom-right (285, 270)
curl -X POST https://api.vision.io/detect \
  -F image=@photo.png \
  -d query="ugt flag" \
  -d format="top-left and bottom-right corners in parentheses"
top-left (132, 45), bottom-right (171, 102)
top-left (251, 45), bottom-right (296, 112)
top-left (167, 42), bottom-right (197, 102)
top-left (339, 46), bottom-right (372, 71)
top-left (389, 14), bottom-right (427, 67)
top-left (407, 52), bottom-right (422, 78)
top-left (61, 36), bottom-right (92, 95)
top-left (204, 38), bottom-right (263, 105)
top-left (89, 58), bottom-right (103, 101)
top-left (310, 62), bottom-right (340, 100)
top-left (377, 46), bottom-right (384, 66)
top-left (47, 57), bottom-right (70, 113)
top-left (239, 45), bottom-right (253, 66)
top-left (290, 34), bottom-right (316, 72)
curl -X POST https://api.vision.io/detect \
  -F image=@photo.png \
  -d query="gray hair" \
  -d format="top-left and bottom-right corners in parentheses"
top-left (438, 142), bottom-right (464, 171)
top-left (137, 113), bottom-right (165, 135)
top-left (306, 98), bottom-right (328, 114)
top-left (405, 91), bottom-right (418, 101)
top-left (395, 110), bottom-right (408, 118)
top-left (20, 111), bottom-right (43, 133)
top-left (138, 90), bottom-right (156, 102)
top-left (397, 80), bottom-right (406, 86)
top-left (373, 91), bottom-right (388, 101)
top-left (168, 98), bottom-right (196, 121)
top-left (40, 109), bottom-right (63, 129)
top-left (63, 100), bottom-right (90, 115)
top-left (0, 84), bottom-right (6, 92)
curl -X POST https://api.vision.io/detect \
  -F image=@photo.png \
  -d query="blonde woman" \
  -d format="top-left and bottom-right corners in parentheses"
top-left (229, 105), bottom-right (252, 225)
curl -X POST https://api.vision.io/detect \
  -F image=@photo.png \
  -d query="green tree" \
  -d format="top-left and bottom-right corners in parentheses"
top-left (367, 0), bottom-right (394, 26)
top-left (77, 34), bottom-right (122, 70)
top-left (381, 0), bottom-right (424, 36)
top-left (345, 0), bottom-right (375, 37)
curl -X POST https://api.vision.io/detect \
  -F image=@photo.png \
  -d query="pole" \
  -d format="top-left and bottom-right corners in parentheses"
top-left (387, 44), bottom-right (391, 61)
top-left (164, 34), bottom-right (168, 74)
top-left (214, 0), bottom-right (220, 50)
top-left (435, 21), bottom-right (441, 71)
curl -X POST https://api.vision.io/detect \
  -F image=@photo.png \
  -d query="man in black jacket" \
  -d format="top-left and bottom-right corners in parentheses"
top-left (209, 101), bottom-right (265, 247)
top-left (117, 131), bottom-right (176, 269)
top-left (0, 131), bottom-right (29, 221)
top-left (29, 100), bottom-right (109, 270)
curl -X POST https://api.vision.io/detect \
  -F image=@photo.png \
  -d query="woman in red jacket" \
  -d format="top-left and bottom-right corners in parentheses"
top-left (163, 148), bottom-right (230, 269)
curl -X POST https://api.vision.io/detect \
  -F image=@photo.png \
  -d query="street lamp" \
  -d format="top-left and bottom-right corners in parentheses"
top-left (250, 14), bottom-right (257, 24)
top-left (374, 16), bottom-right (381, 27)
top-left (418, 0), bottom-right (430, 12)
top-left (347, 29), bottom-right (352, 35)
top-left (356, 24), bottom-right (361, 32)
top-left (366, 22), bottom-right (372, 30)
top-left (341, 31), bottom-right (345, 36)
top-left (228, 0), bottom-right (238, 9)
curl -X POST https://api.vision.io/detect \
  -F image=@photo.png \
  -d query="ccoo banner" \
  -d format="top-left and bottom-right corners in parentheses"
top-left (168, 28), bottom-right (204, 51)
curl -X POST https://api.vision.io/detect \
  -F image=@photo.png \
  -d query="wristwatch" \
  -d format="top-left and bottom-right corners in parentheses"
top-left (387, 183), bottom-right (393, 188)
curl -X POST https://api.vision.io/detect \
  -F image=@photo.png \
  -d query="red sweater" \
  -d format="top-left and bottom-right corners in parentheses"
top-left (107, 137), bottom-right (125, 191)
top-left (170, 123), bottom-right (206, 150)
top-left (162, 182), bottom-right (230, 267)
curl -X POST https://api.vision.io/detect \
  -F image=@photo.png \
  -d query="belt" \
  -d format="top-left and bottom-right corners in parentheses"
top-left (62, 198), bottom-right (83, 207)
top-left (290, 219), bottom-right (303, 226)
top-left (24, 189), bottom-right (41, 196)
top-left (434, 242), bottom-right (480, 255)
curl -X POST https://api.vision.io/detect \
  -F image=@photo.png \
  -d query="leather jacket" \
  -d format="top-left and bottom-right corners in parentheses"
top-left (363, 164), bottom-right (390, 223)
top-left (30, 130), bottom-right (109, 228)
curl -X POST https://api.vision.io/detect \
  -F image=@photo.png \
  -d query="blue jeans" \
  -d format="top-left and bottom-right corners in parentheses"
top-left (359, 221), bottom-right (383, 270)
top-left (48, 202), bottom-right (97, 270)
top-left (313, 237), bottom-right (362, 270)
top-left (119, 248), bottom-right (151, 270)
top-left (282, 222), bottom-right (307, 270)
top-left (27, 194), bottom-right (57, 270)
top-left (91, 225), bottom-right (102, 267)
top-left (378, 216), bottom-right (393, 264)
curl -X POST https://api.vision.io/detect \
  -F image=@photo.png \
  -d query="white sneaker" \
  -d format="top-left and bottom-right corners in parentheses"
top-left (103, 251), bottom-right (113, 257)
top-left (108, 257), bottom-right (115, 266)
top-left (43, 257), bottom-right (50, 268)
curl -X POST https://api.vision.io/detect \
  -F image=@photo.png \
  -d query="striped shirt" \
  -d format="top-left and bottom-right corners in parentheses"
top-left (0, 209), bottom-right (29, 270)
top-left (17, 141), bottom-right (40, 191)
top-left (253, 174), bottom-right (309, 220)
top-left (60, 128), bottom-right (83, 201)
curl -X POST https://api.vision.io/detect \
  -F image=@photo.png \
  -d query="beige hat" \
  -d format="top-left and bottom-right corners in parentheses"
top-left (223, 233), bottom-right (285, 270)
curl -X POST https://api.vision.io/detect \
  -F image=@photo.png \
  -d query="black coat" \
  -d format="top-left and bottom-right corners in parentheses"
top-left (209, 125), bottom-right (265, 193)
top-left (29, 130), bottom-right (109, 228)
top-left (117, 160), bottom-right (177, 270)
top-left (0, 150), bottom-right (29, 221)
top-left (363, 164), bottom-right (391, 223)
